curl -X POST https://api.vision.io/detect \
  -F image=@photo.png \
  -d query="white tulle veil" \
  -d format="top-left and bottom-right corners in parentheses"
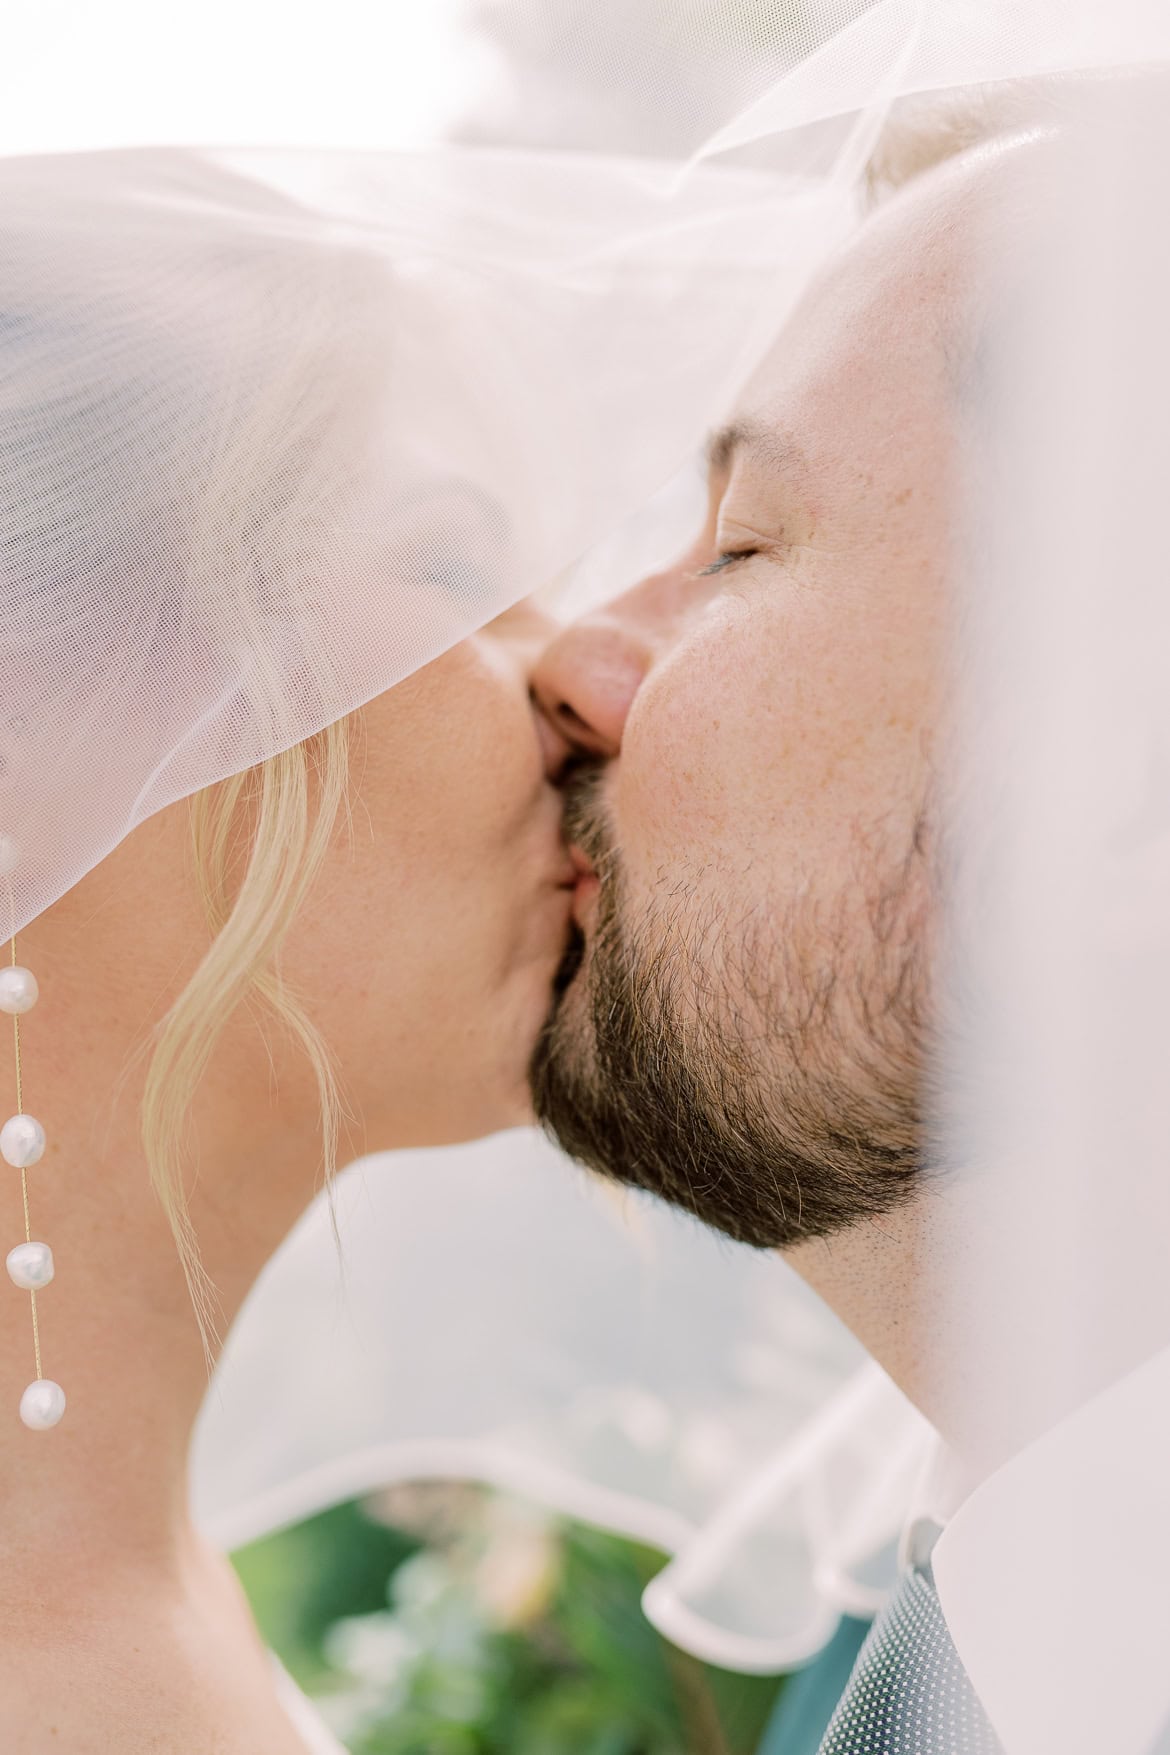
top-left (5, 2), bottom-right (1170, 1725)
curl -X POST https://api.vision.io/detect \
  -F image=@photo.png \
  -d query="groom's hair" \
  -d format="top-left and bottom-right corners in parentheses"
top-left (864, 81), bottom-right (1057, 207)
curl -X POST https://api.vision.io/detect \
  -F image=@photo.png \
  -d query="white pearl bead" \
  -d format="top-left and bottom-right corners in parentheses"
top-left (6, 1241), bottom-right (54, 1290)
top-left (0, 1113), bottom-right (45, 1168)
top-left (0, 833), bottom-right (19, 877)
top-left (19, 1379), bottom-right (65, 1430)
top-left (0, 966), bottom-right (38, 1015)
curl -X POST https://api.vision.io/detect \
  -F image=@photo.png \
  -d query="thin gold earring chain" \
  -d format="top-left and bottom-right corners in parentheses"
top-left (8, 908), bottom-right (42, 1382)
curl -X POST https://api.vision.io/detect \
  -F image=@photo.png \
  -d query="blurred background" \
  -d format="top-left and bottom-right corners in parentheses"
top-left (194, 1122), bottom-right (886, 1752)
top-left (234, 1488), bottom-right (786, 1754)
top-left (0, 0), bottom-right (847, 157)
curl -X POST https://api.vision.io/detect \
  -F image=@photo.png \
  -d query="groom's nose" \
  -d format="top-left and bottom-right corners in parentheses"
top-left (531, 613), bottom-right (653, 759)
top-left (533, 554), bottom-right (719, 757)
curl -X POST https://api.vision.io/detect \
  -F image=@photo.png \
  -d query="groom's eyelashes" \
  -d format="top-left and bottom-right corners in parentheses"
top-left (696, 548), bottom-right (760, 577)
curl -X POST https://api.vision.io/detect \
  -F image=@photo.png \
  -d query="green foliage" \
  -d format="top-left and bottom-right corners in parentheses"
top-left (233, 1489), bottom-right (785, 1754)
top-left (233, 1498), bottom-right (420, 1690)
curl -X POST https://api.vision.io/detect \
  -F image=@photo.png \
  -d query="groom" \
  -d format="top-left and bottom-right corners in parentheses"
top-left (530, 99), bottom-right (992, 1304)
top-left (527, 90), bottom-right (1142, 1755)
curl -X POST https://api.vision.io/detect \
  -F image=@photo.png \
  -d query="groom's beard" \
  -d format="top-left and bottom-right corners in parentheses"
top-left (530, 767), bottom-right (934, 1250)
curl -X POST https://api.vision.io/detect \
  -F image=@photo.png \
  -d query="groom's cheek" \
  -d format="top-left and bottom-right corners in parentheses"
top-left (618, 607), bottom-right (783, 890)
top-left (615, 676), bottom-right (709, 893)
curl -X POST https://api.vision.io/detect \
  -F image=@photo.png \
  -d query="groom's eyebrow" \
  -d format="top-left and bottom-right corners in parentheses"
top-left (705, 420), bottom-right (811, 482)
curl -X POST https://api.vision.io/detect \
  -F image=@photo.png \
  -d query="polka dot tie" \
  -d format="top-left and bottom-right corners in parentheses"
top-left (817, 1567), bottom-right (1004, 1755)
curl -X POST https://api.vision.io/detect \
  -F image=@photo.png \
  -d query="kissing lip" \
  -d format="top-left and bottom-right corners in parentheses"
top-left (566, 842), bottom-right (597, 881)
top-left (569, 843), bottom-right (600, 927)
top-left (551, 841), bottom-right (597, 892)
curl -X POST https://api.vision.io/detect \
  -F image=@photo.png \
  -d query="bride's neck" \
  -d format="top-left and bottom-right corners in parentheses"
top-left (0, 924), bottom-right (330, 1610)
top-left (0, 1146), bottom-right (304, 1606)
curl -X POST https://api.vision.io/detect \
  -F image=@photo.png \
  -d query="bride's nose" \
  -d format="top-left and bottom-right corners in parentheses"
top-left (530, 616), bottom-right (652, 759)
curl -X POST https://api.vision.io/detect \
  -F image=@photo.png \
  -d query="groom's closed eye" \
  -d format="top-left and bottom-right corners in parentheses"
top-left (697, 424), bottom-right (813, 580)
top-left (696, 548), bottom-right (761, 576)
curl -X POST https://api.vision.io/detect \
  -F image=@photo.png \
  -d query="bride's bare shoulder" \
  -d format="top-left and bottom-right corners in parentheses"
top-left (0, 1543), bottom-right (330, 1755)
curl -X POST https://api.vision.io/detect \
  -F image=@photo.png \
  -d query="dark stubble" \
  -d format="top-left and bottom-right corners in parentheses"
top-left (530, 766), bottom-right (935, 1250)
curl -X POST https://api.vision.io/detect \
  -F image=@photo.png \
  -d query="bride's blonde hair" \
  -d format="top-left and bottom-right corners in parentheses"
top-left (132, 236), bottom-right (387, 1353)
top-left (142, 728), bottom-right (351, 1355)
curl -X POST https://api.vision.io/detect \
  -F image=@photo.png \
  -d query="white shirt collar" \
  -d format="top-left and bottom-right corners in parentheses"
top-left (929, 1342), bottom-right (1170, 1755)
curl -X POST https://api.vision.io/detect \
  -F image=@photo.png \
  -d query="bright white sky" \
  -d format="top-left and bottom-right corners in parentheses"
top-left (1, 1), bottom-right (489, 154)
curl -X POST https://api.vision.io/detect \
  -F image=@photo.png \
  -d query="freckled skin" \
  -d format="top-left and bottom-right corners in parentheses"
top-left (541, 144), bottom-right (1015, 986)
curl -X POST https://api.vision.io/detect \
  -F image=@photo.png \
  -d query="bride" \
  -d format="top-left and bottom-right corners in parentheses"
top-left (3, 636), bottom-right (572, 1750)
top-left (0, 102), bottom-right (858, 1740)
top-left (0, 166), bottom-right (600, 1754)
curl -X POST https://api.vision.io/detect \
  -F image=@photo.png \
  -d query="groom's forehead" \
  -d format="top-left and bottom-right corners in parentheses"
top-left (735, 136), bottom-right (1037, 456)
top-left (724, 201), bottom-right (952, 462)
top-left (827, 143), bottom-right (1012, 346)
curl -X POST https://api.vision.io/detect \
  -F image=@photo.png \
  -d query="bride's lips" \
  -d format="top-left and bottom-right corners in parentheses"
top-left (566, 843), bottom-right (600, 925)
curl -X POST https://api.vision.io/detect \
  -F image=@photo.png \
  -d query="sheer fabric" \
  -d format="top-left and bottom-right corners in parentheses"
top-left (194, 1134), bottom-right (929, 1672)
top-left (4, 2), bottom-right (1170, 1718)
top-left (928, 77), bottom-right (1170, 1754)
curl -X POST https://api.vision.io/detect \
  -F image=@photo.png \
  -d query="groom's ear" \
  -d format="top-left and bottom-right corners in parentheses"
top-left (531, 616), bottom-right (651, 761)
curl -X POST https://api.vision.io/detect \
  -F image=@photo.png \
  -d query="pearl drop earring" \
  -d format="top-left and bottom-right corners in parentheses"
top-left (2, 885), bottom-right (64, 1429)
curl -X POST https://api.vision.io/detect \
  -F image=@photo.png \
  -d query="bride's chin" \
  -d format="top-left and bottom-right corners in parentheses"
top-left (477, 1082), bottom-right (537, 1140)
top-left (412, 1080), bottom-right (535, 1150)
top-left (348, 942), bottom-right (564, 1151)
top-left (447, 998), bottom-right (552, 1142)
top-left (359, 1024), bottom-right (544, 1152)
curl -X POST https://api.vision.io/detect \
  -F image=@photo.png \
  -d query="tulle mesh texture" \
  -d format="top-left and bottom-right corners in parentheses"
top-left (195, 1134), bottom-right (930, 1674)
top-left (7, 1), bottom-right (1170, 1725)
top-left (0, 142), bottom-right (825, 932)
top-left (6, 2), bottom-right (1170, 934)
top-left (925, 76), bottom-right (1170, 1755)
